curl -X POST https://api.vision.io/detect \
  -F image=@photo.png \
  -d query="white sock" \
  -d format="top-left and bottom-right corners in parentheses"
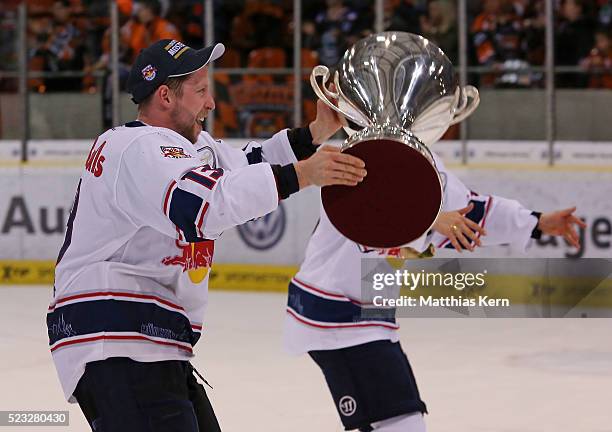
top-left (371, 412), bottom-right (426, 432)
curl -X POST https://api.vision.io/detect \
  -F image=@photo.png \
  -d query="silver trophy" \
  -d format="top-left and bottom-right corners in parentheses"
top-left (311, 32), bottom-right (480, 249)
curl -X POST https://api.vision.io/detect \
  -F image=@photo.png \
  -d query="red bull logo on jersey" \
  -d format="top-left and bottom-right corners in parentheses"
top-left (162, 240), bottom-right (214, 284)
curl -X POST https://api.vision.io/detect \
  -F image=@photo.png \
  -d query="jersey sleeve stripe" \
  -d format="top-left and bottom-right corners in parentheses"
top-left (196, 201), bottom-right (209, 238)
top-left (478, 196), bottom-right (493, 236)
top-left (163, 180), bottom-right (178, 216)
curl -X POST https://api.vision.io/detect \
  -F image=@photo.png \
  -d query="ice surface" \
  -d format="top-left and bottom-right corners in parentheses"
top-left (1, 286), bottom-right (611, 431)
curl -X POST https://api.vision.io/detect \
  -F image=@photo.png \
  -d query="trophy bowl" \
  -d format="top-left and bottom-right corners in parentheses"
top-left (311, 32), bottom-right (480, 249)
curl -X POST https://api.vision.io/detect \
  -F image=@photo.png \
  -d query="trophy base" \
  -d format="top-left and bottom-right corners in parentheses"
top-left (322, 135), bottom-right (442, 249)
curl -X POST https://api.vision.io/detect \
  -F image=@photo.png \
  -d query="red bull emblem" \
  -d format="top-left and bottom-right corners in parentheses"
top-left (162, 240), bottom-right (214, 284)
top-left (141, 64), bottom-right (157, 81)
top-left (161, 146), bottom-right (192, 159)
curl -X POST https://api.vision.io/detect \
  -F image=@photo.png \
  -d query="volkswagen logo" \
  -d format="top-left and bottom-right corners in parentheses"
top-left (237, 203), bottom-right (286, 250)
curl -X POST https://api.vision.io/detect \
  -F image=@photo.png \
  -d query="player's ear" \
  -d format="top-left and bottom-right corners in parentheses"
top-left (157, 85), bottom-right (172, 108)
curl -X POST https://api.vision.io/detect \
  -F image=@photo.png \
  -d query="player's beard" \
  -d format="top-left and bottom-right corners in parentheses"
top-left (170, 105), bottom-right (201, 144)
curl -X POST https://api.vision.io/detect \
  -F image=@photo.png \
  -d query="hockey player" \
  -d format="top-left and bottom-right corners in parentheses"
top-left (46, 39), bottom-right (367, 431)
top-left (284, 138), bottom-right (585, 432)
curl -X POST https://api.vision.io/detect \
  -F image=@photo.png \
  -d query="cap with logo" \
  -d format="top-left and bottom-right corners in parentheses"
top-left (127, 39), bottom-right (225, 104)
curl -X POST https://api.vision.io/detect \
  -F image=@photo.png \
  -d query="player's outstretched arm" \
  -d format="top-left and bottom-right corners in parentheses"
top-left (294, 145), bottom-right (366, 188)
top-left (431, 155), bottom-right (580, 252)
top-left (535, 206), bottom-right (586, 249)
top-left (433, 198), bottom-right (587, 252)
top-left (232, 100), bottom-right (343, 169)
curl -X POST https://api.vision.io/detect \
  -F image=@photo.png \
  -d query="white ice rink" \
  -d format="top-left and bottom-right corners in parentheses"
top-left (2, 286), bottom-right (612, 431)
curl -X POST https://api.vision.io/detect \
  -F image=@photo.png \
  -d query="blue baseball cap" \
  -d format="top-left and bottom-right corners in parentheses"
top-left (127, 39), bottom-right (225, 104)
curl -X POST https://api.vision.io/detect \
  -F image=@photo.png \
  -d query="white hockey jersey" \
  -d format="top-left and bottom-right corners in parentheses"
top-left (48, 121), bottom-right (297, 401)
top-left (284, 154), bottom-right (538, 354)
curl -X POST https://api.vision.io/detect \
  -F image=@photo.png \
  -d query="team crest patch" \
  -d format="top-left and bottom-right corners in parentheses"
top-left (161, 146), bottom-right (192, 159)
top-left (141, 64), bottom-right (157, 81)
top-left (197, 146), bottom-right (217, 168)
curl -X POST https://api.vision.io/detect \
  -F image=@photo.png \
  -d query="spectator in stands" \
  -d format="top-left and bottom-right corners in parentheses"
top-left (598, 0), bottom-right (611, 26)
top-left (516, 0), bottom-right (546, 67)
top-left (251, 2), bottom-right (287, 48)
top-left (303, 1), bottom-right (371, 65)
top-left (229, 0), bottom-right (287, 63)
top-left (126, 0), bottom-right (181, 63)
top-left (166, 1), bottom-right (204, 49)
top-left (350, 0), bottom-right (376, 37)
top-left (31, 0), bottom-right (85, 91)
top-left (211, 0), bottom-right (241, 46)
top-left (0, 6), bottom-right (17, 72)
top-left (420, 0), bottom-right (458, 63)
top-left (471, 0), bottom-right (538, 87)
top-left (580, 27), bottom-right (612, 88)
top-left (83, 0), bottom-right (133, 81)
top-left (386, 0), bottom-right (423, 34)
top-left (83, 0), bottom-right (133, 128)
top-left (302, 19), bottom-right (320, 52)
top-left (471, 0), bottom-right (505, 68)
top-left (229, 3), bottom-right (257, 58)
top-left (556, 0), bottom-right (595, 87)
top-left (314, 0), bottom-right (360, 66)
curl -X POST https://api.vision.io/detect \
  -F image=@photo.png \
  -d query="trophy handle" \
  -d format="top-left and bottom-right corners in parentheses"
top-left (333, 71), bottom-right (371, 128)
top-left (449, 85), bottom-right (480, 125)
top-left (310, 65), bottom-right (370, 127)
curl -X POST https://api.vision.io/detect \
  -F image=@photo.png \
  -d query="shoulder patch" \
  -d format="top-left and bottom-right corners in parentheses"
top-left (197, 146), bottom-right (217, 168)
top-left (161, 146), bottom-right (192, 159)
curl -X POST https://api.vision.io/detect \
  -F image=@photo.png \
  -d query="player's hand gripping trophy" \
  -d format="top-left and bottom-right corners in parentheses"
top-left (311, 32), bottom-right (480, 249)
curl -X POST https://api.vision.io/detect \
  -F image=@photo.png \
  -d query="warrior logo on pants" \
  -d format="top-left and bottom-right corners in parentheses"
top-left (338, 396), bottom-right (357, 417)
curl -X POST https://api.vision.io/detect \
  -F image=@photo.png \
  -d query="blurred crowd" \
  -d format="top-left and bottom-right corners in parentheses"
top-left (0, 0), bottom-right (610, 91)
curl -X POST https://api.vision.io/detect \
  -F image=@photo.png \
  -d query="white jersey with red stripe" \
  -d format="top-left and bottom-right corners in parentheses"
top-left (284, 153), bottom-right (538, 354)
top-left (49, 120), bottom-right (296, 401)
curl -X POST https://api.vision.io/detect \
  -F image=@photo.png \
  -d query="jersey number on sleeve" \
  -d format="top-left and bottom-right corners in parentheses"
top-left (183, 165), bottom-right (224, 190)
